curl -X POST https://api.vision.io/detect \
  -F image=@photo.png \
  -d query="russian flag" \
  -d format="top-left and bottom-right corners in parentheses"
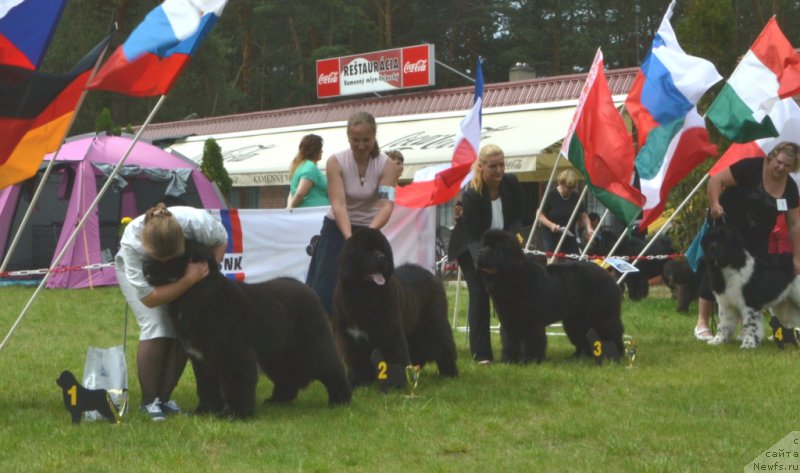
top-left (395, 59), bottom-right (483, 208)
top-left (625, 0), bottom-right (721, 147)
top-left (0, 0), bottom-right (66, 70)
top-left (88, 0), bottom-right (227, 97)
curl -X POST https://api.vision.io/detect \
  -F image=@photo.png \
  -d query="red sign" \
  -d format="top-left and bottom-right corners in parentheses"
top-left (316, 44), bottom-right (435, 99)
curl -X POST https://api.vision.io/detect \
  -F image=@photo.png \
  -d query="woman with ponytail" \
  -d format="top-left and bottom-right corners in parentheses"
top-left (115, 203), bottom-right (227, 420)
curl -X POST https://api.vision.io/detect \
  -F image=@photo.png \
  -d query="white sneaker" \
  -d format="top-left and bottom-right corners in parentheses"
top-left (160, 399), bottom-right (182, 416)
top-left (141, 398), bottom-right (165, 422)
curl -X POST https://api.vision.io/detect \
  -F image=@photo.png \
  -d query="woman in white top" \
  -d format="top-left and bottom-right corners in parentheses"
top-left (116, 203), bottom-right (227, 420)
top-left (305, 111), bottom-right (399, 316)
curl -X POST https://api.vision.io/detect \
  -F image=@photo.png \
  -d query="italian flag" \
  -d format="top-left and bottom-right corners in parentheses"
top-left (710, 97), bottom-right (800, 175)
top-left (706, 17), bottom-right (800, 143)
top-left (561, 49), bottom-right (645, 224)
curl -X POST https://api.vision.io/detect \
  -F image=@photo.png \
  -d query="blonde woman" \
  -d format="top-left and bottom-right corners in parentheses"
top-left (538, 168), bottom-right (594, 256)
top-left (115, 203), bottom-right (227, 420)
top-left (448, 144), bottom-right (523, 364)
top-left (288, 134), bottom-right (328, 209)
top-left (305, 111), bottom-right (399, 316)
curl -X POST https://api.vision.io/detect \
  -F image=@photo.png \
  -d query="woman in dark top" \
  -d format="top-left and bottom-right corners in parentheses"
top-left (448, 144), bottom-right (524, 364)
top-left (694, 141), bottom-right (800, 341)
top-left (538, 169), bottom-right (594, 256)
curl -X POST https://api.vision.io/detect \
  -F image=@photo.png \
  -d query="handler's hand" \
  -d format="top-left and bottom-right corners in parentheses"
top-left (710, 204), bottom-right (725, 220)
top-left (184, 260), bottom-right (209, 284)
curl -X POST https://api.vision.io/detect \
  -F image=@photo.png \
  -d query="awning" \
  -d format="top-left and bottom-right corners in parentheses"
top-left (168, 98), bottom-right (625, 187)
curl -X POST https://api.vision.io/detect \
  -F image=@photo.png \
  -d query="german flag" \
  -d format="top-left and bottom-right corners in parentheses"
top-left (0, 34), bottom-right (111, 189)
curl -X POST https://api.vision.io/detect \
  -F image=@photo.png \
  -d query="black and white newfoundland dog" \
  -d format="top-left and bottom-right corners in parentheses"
top-left (701, 224), bottom-right (800, 348)
top-left (143, 241), bottom-right (351, 418)
top-left (333, 228), bottom-right (458, 388)
top-left (477, 229), bottom-right (624, 363)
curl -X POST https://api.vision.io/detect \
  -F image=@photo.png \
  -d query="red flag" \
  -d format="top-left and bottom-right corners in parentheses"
top-left (562, 49), bottom-right (645, 224)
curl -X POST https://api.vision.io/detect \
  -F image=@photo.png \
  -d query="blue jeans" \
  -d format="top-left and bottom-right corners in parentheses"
top-left (305, 217), bottom-right (344, 317)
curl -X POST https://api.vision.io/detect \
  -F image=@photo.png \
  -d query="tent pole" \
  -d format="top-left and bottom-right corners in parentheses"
top-left (617, 173), bottom-right (709, 285)
top-left (0, 95), bottom-right (168, 355)
top-left (579, 208), bottom-right (609, 260)
top-left (548, 186), bottom-right (588, 264)
top-left (526, 152), bottom-right (565, 251)
top-left (0, 39), bottom-right (111, 274)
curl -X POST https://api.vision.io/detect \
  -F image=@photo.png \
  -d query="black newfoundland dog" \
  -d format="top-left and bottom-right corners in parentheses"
top-left (143, 241), bottom-right (351, 418)
top-left (477, 229), bottom-right (624, 363)
top-left (589, 228), bottom-right (675, 301)
top-left (333, 228), bottom-right (458, 388)
top-left (702, 224), bottom-right (800, 348)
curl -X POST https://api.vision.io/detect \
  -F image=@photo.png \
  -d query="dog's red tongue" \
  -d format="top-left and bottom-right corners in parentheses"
top-left (369, 273), bottom-right (386, 285)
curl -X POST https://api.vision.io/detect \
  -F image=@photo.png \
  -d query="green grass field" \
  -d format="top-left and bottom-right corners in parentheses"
top-left (0, 283), bottom-right (797, 472)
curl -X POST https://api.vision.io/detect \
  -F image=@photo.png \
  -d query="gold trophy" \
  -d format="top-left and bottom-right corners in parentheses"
top-left (623, 335), bottom-right (637, 368)
top-left (405, 365), bottom-right (421, 397)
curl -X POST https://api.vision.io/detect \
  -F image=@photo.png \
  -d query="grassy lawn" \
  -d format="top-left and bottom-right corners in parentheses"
top-left (0, 283), bottom-right (797, 472)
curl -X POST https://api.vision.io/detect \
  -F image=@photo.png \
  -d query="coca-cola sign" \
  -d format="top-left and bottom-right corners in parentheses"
top-left (316, 44), bottom-right (435, 99)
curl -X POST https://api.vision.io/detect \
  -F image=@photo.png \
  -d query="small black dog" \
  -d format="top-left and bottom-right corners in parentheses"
top-left (56, 370), bottom-right (118, 424)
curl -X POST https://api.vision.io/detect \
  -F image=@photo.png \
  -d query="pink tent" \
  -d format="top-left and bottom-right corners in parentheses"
top-left (0, 134), bottom-right (226, 288)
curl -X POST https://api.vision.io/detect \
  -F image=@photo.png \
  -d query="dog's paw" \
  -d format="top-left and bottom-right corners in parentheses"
top-left (739, 336), bottom-right (760, 349)
top-left (707, 334), bottom-right (726, 346)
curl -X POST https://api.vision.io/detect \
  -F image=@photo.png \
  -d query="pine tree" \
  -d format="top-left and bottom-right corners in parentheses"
top-left (200, 138), bottom-right (233, 199)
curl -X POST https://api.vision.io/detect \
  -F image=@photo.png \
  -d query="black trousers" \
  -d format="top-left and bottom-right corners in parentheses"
top-left (458, 251), bottom-right (494, 361)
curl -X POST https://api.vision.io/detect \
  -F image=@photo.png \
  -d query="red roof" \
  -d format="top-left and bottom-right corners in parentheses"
top-left (140, 67), bottom-right (640, 141)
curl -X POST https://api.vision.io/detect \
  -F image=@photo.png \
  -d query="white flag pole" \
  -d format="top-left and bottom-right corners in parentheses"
top-left (0, 36), bottom-right (113, 274)
top-left (0, 95), bottom-right (168, 355)
top-left (548, 186), bottom-right (588, 264)
top-left (617, 173), bottom-right (709, 284)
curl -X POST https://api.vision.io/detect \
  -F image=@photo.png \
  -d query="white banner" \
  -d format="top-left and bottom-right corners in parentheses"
top-left (209, 205), bottom-right (435, 284)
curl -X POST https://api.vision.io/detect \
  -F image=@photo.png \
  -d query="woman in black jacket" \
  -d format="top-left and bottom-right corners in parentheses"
top-left (448, 144), bottom-right (524, 364)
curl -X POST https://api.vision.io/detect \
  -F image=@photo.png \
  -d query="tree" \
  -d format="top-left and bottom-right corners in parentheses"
top-left (94, 107), bottom-right (121, 135)
top-left (200, 139), bottom-right (233, 200)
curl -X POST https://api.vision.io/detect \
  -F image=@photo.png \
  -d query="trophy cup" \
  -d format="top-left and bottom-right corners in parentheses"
top-left (405, 365), bottom-right (421, 397)
top-left (623, 335), bottom-right (637, 368)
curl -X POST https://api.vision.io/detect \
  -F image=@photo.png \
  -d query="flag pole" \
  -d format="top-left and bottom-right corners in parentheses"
top-left (579, 208), bottom-right (609, 260)
top-left (548, 186), bottom-right (588, 264)
top-left (0, 38), bottom-right (113, 274)
top-left (0, 95), bottom-right (168, 355)
top-left (526, 152), bottom-right (566, 250)
top-left (617, 173), bottom-right (709, 285)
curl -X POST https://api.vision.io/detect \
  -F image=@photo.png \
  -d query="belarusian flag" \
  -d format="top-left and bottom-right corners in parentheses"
top-left (561, 49), bottom-right (645, 224)
top-left (706, 17), bottom-right (800, 143)
top-left (710, 97), bottom-right (800, 176)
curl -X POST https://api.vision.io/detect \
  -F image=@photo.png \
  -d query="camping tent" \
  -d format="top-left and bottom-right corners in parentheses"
top-left (0, 134), bottom-right (227, 288)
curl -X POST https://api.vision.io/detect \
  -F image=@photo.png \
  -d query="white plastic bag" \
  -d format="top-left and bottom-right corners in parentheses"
top-left (82, 345), bottom-right (128, 421)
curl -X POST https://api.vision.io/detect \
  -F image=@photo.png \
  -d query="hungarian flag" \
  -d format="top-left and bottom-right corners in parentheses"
top-left (88, 0), bottom-right (227, 97)
top-left (561, 49), bottom-right (644, 224)
top-left (0, 35), bottom-right (111, 189)
top-left (710, 97), bottom-right (800, 176)
top-left (625, 0), bottom-right (719, 230)
top-left (625, 0), bottom-right (721, 147)
top-left (0, 0), bottom-right (66, 69)
top-left (707, 17), bottom-right (800, 143)
top-left (395, 58), bottom-right (483, 207)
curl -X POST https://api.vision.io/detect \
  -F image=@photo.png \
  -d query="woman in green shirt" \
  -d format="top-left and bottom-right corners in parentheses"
top-left (288, 134), bottom-right (329, 208)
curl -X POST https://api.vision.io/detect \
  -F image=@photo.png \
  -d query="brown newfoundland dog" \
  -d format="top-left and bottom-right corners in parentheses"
top-left (143, 241), bottom-right (351, 418)
top-left (333, 228), bottom-right (458, 388)
top-left (477, 229), bottom-right (624, 363)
